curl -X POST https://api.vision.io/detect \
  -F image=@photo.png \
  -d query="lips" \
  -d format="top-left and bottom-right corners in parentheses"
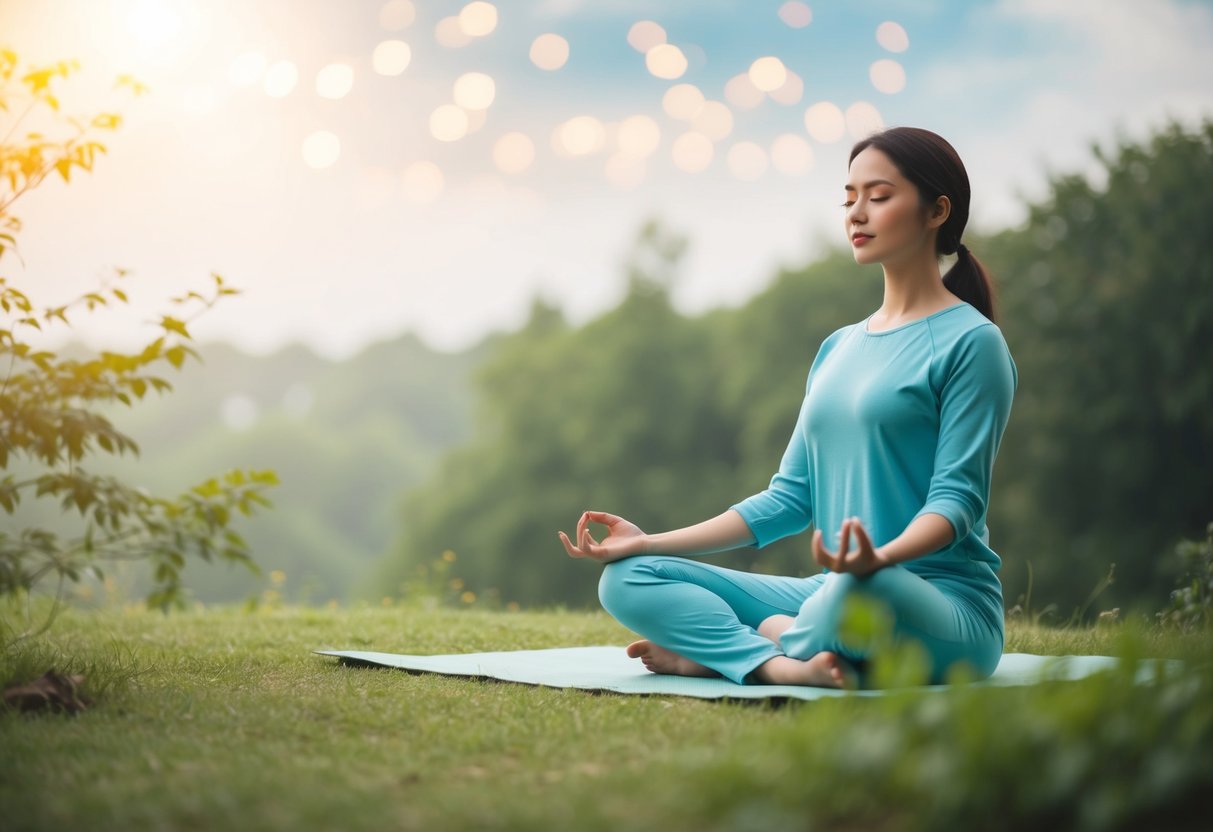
top-left (852, 233), bottom-right (873, 246)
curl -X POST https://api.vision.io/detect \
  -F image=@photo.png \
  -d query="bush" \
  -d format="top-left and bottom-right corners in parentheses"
top-left (1158, 522), bottom-right (1213, 633)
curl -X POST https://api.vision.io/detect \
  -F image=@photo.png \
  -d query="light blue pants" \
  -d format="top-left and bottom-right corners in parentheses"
top-left (598, 555), bottom-right (1003, 686)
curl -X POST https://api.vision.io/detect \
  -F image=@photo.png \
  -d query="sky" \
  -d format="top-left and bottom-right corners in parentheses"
top-left (2, 0), bottom-right (1212, 359)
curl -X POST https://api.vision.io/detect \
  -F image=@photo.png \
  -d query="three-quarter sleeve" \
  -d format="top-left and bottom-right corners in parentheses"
top-left (915, 323), bottom-right (1018, 544)
top-left (729, 392), bottom-right (814, 548)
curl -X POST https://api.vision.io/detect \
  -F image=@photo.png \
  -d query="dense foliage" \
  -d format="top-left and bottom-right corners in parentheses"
top-left (0, 51), bottom-right (275, 631)
top-left (382, 121), bottom-right (1213, 616)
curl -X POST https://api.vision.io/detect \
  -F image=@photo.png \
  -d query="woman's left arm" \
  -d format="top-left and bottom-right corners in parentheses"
top-left (812, 513), bottom-right (954, 575)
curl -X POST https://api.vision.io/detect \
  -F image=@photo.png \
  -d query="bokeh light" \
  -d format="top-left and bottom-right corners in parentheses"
top-left (430, 104), bottom-right (469, 142)
top-left (264, 60), bottom-right (298, 98)
top-left (302, 131), bottom-right (340, 169)
top-left (556, 116), bottom-right (606, 156)
top-left (436, 16), bottom-right (473, 48)
top-left (771, 133), bottom-right (814, 175)
top-left (316, 63), bottom-right (354, 99)
top-left (870, 59), bottom-right (906, 94)
top-left (876, 21), bottom-right (909, 52)
top-left (769, 70), bottom-right (803, 105)
top-left (228, 51), bottom-right (267, 87)
top-left (530, 34), bottom-right (569, 70)
top-left (778, 2), bottom-right (813, 28)
top-left (456, 1), bottom-right (494, 36)
top-left (748, 56), bottom-right (787, 92)
top-left (628, 21), bottom-right (666, 53)
top-left (727, 141), bottom-right (768, 180)
top-left (671, 131), bottom-right (714, 173)
top-left (663, 84), bottom-right (705, 120)
top-left (402, 161), bottom-right (444, 203)
top-left (645, 44), bottom-right (687, 80)
top-left (379, 0), bottom-right (416, 31)
top-left (493, 132), bottom-right (535, 174)
top-left (617, 115), bottom-right (661, 158)
top-left (804, 100), bottom-right (845, 143)
top-left (372, 40), bottom-right (411, 75)
top-left (453, 72), bottom-right (496, 110)
top-left (724, 73), bottom-right (764, 110)
top-left (604, 154), bottom-right (646, 190)
top-left (459, 2), bottom-right (498, 37)
top-left (693, 100), bottom-right (734, 141)
top-left (845, 101), bottom-right (884, 138)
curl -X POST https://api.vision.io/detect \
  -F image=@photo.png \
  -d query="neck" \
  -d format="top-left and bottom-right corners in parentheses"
top-left (875, 245), bottom-right (955, 324)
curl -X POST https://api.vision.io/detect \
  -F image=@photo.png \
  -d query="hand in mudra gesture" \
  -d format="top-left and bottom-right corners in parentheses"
top-left (558, 510), bottom-right (647, 564)
top-left (812, 516), bottom-right (890, 576)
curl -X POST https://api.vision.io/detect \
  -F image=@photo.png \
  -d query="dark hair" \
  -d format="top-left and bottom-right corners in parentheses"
top-left (848, 127), bottom-right (997, 322)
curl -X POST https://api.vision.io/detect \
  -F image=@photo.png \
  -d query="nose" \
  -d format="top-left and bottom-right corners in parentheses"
top-left (847, 200), bottom-right (866, 226)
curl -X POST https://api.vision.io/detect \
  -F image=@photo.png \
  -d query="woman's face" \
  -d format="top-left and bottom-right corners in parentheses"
top-left (844, 147), bottom-right (939, 267)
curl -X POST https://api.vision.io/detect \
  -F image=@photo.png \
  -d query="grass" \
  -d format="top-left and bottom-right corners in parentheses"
top-left (1, 601), bottom-right (1210, 832)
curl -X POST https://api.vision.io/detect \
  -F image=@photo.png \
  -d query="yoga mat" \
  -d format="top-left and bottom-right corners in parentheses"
top-left (315, 646), bottom-right (1170, 701)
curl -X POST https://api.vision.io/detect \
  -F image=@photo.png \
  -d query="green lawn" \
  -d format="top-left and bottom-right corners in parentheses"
top-left (1, 603), bottom-right (1210, 831)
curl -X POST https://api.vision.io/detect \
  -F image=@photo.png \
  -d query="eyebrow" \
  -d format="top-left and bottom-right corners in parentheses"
top-left (844, 178), bottom-right (897, 191)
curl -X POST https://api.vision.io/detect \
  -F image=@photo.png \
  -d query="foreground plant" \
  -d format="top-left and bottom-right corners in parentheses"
top-left (0, 49), bottom-right (276, 644)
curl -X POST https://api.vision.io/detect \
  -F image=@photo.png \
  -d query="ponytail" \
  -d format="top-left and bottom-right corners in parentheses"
top-left (944, 243), bottom-right (997, 322)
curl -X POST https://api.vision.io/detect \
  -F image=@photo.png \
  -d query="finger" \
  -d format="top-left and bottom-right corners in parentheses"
top-left (586, 510), bottom-right (621, 527)
top-left (812, 529), bottom-right (835, 570)
top-left (577, 511), bottom-right (589, 543)
top-left (836, 518), bottom-right (852, 562)
top-left (557, 531), bottom-right (583, 559)
top-left (850, 519), bottom-right (875, 555)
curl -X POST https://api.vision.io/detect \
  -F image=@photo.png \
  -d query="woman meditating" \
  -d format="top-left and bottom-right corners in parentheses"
top-left (558, 127), bottom-right (1017, 688)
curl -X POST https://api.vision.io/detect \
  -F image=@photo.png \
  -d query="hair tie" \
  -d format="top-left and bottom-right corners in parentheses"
top-left (956, 242), bottom-right (969, 258)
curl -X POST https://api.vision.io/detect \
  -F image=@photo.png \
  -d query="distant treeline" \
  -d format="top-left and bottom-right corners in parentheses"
top-left (378, 121), bottom-right (1213, 618)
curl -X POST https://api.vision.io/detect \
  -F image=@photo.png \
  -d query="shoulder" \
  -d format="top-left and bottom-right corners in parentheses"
top-left (927, 304), bottom-right (1018, 387)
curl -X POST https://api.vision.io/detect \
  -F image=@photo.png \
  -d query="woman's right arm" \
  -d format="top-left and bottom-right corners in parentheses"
top-left (558, 509), bottom-right (756, 564)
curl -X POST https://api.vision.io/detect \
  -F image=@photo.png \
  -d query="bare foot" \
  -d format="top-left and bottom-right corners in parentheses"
top-left (626, 640), bottom-right (721, 678)
top-left (753, 652), bottom-right (848, 688)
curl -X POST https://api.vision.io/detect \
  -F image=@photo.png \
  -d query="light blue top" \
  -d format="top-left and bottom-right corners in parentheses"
top-left (729, 302), bottom-right (1017, 618)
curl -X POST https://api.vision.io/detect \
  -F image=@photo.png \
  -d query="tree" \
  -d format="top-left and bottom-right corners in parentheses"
top-left (0, 50), bottom-right (276, 641)
top-left (983, 121), bottom-right (1213, 613)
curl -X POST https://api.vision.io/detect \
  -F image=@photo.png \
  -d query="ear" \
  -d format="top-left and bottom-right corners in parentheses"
top-left (927, 195), bottom-right (951, 229)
